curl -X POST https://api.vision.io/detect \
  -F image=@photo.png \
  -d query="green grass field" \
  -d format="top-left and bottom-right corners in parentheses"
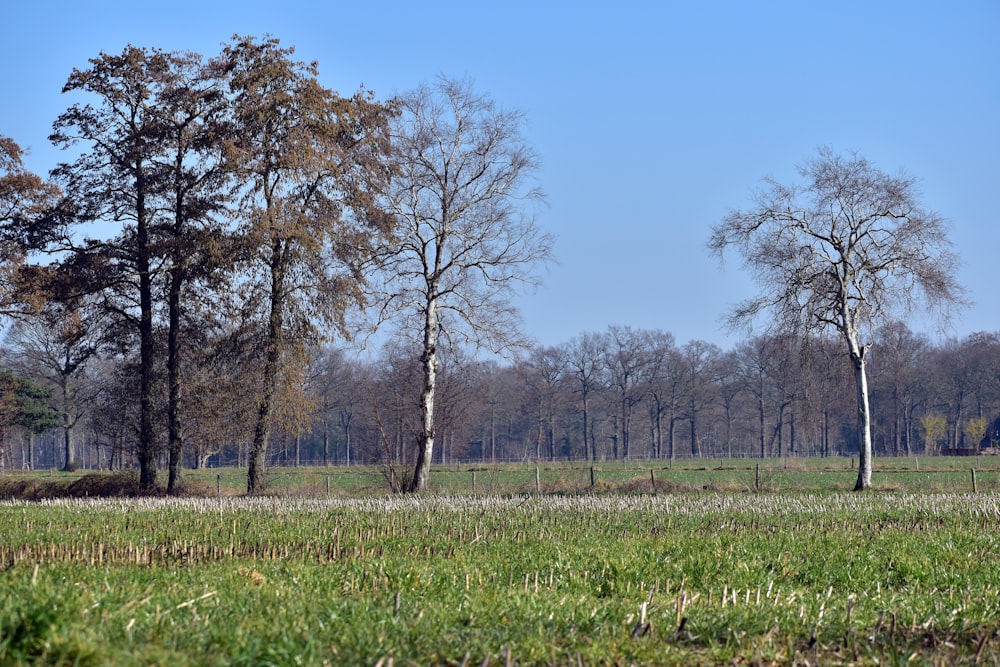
top-left (3, 456), bottom-right (997, 499)
top-left (195, 455), bottom-right (1000, 496)
top-left (3, 483), bottom-right (1000, 665)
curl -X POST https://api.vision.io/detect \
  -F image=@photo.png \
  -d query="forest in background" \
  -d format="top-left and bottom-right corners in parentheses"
top-left (4, 323), bottom-right (999, 479)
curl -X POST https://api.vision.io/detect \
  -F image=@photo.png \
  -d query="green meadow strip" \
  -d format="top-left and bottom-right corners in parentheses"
top-left (5, 455), bottom-right (1000, 498)
top-left (2, 494), bottom-right (1000, 665)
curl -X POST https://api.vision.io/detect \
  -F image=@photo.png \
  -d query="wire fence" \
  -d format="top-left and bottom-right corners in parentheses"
top-left (231, 456), bottom-right (1000, 496)
top-left (4, 456), bottom-right (997, 498)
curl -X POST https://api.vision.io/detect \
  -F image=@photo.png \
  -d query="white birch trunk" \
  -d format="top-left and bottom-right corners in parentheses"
top-left (850, 338), bottom-right (874, 490)
top-left (410, 297), bottom-right (437, 491)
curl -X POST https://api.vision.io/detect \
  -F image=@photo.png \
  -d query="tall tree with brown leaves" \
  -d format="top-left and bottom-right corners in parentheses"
top-left (152, 52), bottom-right (233, 494)
top-left (48, 47), bottom-right (195, 492)
top-left (0, 135), bottom-right (62, 314)
top-left (220, 36), bottom-right (396, 494)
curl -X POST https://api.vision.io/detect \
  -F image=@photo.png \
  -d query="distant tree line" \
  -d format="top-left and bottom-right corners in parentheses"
top-left (3, 323), bottom-right (999, 475)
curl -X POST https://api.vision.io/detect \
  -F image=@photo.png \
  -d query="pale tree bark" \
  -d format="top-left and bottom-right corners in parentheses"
top-left (709, 147), bottom-right (965, 490)
top-left (850, 342), bottom-right (874, 489)
top-left (410, 296), bottom-right (438, 492)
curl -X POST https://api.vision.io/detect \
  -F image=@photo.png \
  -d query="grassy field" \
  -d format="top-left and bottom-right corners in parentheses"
top-left (5, 455), bottom-right (996, 499)
top-left (3, 488), bottom-right (1000, 665)
top-left (183, 455), bottom-right (1000, 496)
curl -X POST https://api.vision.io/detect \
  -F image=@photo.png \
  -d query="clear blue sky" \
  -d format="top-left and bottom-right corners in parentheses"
top-left (4, 1), bottom-right (997, 350)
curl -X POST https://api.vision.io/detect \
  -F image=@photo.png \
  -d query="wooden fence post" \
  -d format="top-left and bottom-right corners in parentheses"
top-left (535, 467), bottom-right (541, 494)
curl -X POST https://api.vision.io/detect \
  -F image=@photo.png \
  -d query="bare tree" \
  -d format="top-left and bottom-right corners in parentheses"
top-left (561, 332), bottom-right (609, 461)
top-left (711, 349), bottom-right (745, 459)
top-left (645, 332), bottom-right (685, 461)
top-left (870, 322), bottom-right (931, 456)
top-left (735, 335), bottom-right (779, 459)
top-left (372, 76), bottom-right (552, 492)
top-left (709, 148), bottom-right (964, 489)
top-left (309, 346), bottom-right (363, 466)
top-left (3, 300), bottom-right (103, 470)
top-left (602, 326), bottom-right (652, 460)
top-left (679, 340), bottom-right (722, 458)
top-left (935, 332), bottom-right (1000, 449)
top-left (524, 345), bottom-right (568, 461)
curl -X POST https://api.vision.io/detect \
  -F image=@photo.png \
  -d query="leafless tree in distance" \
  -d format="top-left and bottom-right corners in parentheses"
top-left (709, 147), bottom-right (965, 490)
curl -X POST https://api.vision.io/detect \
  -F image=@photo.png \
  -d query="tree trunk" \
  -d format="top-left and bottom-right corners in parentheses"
top-left (823, 410), bottom-right (830, 457)
top-left (903, 403), bottom-right (913, 457)
top-left (322, 418), bottom-right (329, 466)
top-left (534, 421), bottom-right (542, 461)
top-left (60, 378), bottom-right (75, 471)
top-left (248, 339), bottom-right (280, 493)
top-left (248, 240), bottom-right (287, 495)
top-left (583, 400), bottom-right (597, 461)
top-left (775, 406), bottom-right (784, 458)
top-left (621, 400), bottom-right (631, 459)
top-left (344, 413), bottom-right (352, 465)
top-left (668, 416), bottom-right (676, 461)
top-left (247, 363), bottom-right (276, 494)
top-left (166, 263), bottom-right (184, 493)
top-left (62, 428), bottom-right (73, 470)
top-left (724, 403), bottom-right (734, 459)
top-left (852, 346), bottom-right (874, 490)
top-left (137, 187), bottom-right (158, 493)
top-left (408, 297), bottom-right (437, 492)
top-left (758, 396), bottom-right (766, 459)
top-left (689, 413), bottom-right (700, 458)
top-left (490, 403), bottom-right (497, 463)
top-left (654, 405), bottom-right (663, 459)
top-left (611, 414), bottom-right (619, 460)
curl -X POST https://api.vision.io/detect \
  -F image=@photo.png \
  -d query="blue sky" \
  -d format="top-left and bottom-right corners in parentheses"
top-left (4, 1), bottom-right (998, 350)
